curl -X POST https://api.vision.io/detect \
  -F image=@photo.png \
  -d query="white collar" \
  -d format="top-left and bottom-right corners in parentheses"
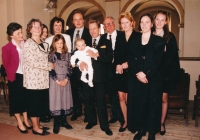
top-left (11, 39), bottom-right (24, 49)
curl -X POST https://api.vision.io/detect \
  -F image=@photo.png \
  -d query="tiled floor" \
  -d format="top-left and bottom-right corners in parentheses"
top-left (0, 96), bottom-right (200, 140)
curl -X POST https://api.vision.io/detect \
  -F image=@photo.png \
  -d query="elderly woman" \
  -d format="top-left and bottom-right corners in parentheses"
top-left (2, 22), bottom-right (32, 134)
top-left (23, 19), bottom-right (51, 136)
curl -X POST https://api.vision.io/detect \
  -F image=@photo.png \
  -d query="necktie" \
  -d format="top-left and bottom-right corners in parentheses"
top-left (109, 34), bottom-right (112, 47)
top-left (74, 30), bottom-right (80, 51)
top-left (93, 39), bottom-right (97, 48)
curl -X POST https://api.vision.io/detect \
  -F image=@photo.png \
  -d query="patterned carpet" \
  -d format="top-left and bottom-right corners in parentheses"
top-left (0, 96), bottom-right (200, 140)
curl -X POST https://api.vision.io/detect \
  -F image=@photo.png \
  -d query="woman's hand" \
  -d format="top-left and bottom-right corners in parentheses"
top-left (136, 72), bottom-right (148, 84)
top-left (56, 80), bottom-right (61, 86)
top-left (60, 79), bottom-right (68, 86)
top-left (122, 62), bottom-right (128, 69)
top-left (116, 65), bottom-right (123, 74)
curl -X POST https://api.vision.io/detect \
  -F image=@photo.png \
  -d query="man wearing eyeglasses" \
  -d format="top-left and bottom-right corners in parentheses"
top-left (101, 16), bottom-right (124, 126)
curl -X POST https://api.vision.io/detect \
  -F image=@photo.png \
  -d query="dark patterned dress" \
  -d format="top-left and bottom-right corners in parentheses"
top-left (49, 52), bottom-right (73, 116)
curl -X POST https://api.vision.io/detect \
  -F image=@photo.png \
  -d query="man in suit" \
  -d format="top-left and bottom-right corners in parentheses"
top-left (101, 16), bottom-right (124, 124)
top-left (66, 11), bottom-right (92, 121)
top-left (79, 20), bottom-right (113, 136)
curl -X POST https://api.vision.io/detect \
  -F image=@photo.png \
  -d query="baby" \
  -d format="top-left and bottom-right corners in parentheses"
top-left (71, 38), bottom-right (98, 87)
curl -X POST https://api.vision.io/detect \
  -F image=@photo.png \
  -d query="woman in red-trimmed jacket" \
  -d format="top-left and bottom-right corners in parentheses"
top-left (2, 22), bottom-right (32, 134)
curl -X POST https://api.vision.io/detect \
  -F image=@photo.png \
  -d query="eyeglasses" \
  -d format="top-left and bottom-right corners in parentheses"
top-left (103, 22), bottom-right (114, 27)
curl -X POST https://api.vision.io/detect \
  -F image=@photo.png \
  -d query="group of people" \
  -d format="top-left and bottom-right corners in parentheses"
top-left (2, 10), bottom-right (180, 140)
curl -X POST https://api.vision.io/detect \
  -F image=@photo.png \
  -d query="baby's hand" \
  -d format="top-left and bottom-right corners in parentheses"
top-left (72, 64), bottom-right (75, 68)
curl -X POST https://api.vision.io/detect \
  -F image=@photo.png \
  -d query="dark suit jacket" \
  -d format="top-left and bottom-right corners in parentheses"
top-left (66, 27), bottom-right (92, 49)
top-left (89, 36), bottom-right (113, 83)
top-left (101, 30), bottom-right (123, 73)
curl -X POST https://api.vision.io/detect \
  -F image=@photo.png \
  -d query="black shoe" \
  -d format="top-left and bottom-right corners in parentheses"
top-left (108, 118), bottom-right (118, 123)
top-left (85, 123), bottom-right (97, 129)
top-left (32, 129), bottom-right (50, 136)
top-left (17, 125), bottom-right (28, 134)
top-left (70, 114), bottom-right (81, 121)
top-left (133, 130), bottom-right (146, 140)
top-left (41, 126), bottom-right (50, 131)
top-left (61, 122), bottom-right (73, 129)
top-left (148, 134), bottom-right (155, 140)
top-left (40, 116), bottom-right (50, 123)
top-left (119, 126), bottom-right (127, 132)
top-left (130, 130), bottom-right (136, 134)
top-left (53, 125), bottom-right (60, 134)
top-left (104, 128), bottom-right (113, 136)
top-left (84, 117), bottom-right (88, 123)
top-left (160, 123), bottom-right (166, 135)
top-left (23, 122), bottom-right (33, 130)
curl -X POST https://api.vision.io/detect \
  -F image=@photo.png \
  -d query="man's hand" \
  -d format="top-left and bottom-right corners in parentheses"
top-left (86, 50), bottom-right (98, 58)
top-left (122, 62), bottom-right (128, 69)
top-left (116, 65), bottom-right (123, 74)
top-left (79, 61), bottom-right (88, 71)
top-left (136, 72), bottom-right (148, 84)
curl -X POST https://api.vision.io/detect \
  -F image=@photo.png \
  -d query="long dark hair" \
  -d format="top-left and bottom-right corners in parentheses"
top-left (50, 34), bottom-right (68, 54)
top-left (153, 10), bottom-right (171, 42)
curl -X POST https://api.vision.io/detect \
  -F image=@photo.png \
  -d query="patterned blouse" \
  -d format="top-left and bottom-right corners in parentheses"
top-left (48, 52), bottom-right (72, 81)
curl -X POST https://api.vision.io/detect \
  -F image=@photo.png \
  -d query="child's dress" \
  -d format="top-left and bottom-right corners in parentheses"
top-left (49, 52), bottom-right (73, 116)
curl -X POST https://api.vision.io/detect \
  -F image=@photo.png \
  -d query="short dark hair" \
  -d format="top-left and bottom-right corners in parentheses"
top-left (138, 13), bottom-right (153, 31)
top-left (88, 20), bottom-right (101, 28)
top-left (72, 11), bottom-right (84, 20)
top-left (50, 16), bottom-right (64, 35)
top-left (26, 19), bottom-right (43, 38)
top-left (6, 22), bottom-right (22, 36)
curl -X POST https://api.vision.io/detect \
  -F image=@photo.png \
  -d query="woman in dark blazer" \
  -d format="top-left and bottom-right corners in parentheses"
top-left (152, 10), bottom-right (180, 135)
top-left (2, 22), bottom-right (32, 134)
top-left (127, 13), bottom-right (165, 140)
top-left (114, 12), bottom-right (139, 132)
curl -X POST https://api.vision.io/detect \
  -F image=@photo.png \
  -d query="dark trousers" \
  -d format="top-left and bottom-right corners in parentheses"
top-left (82, 82), bottom-right (109, 131)
top-left (71, 68), bottom-right (82, 116)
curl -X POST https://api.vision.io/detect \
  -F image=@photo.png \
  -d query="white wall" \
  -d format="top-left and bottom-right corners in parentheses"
top-left (180, 61), bottom-right (200, 100)
top-left (183, 0), bottom-right (200, 57)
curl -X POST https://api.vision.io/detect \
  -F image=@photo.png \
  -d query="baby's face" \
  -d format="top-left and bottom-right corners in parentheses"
top-left (76, 40), bottom-right (86, 51)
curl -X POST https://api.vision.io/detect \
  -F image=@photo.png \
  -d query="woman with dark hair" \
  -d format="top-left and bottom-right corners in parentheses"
top-left (41, 24), bottom-right (49, 41)
top-left (114, 12), bottom-right (139, 132)
top-left (127, 13), bottom-right (165, 140)
top-left (152, 10), bottom-right (180, 136)
top-left (23, 19), bottom-right (51, 136)
top-left (45, 16), bottom-right (71, 52)
top-left (2, 22), bottom-right (31, 134)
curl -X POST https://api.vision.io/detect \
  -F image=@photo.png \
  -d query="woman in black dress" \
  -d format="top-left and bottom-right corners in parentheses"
top-left (114, 12), bottom-right (139, 132)
top-left (127, 13), bottom-right (165, 140)
top-left (152, 10), bottom-right (180, 135)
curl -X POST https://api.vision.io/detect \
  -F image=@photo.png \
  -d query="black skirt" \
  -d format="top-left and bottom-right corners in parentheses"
top-left (26, 89), bottom-right (49, 117)
top-left (8, 73), bottom-right (27, 116)
top-left (115, 69), bottom-right (128, 93)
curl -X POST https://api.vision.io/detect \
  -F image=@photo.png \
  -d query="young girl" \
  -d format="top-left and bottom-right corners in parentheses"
top-left (49, 34), bottom-right (73, 134)
top-left (153, 10), bottom-right (180, 136)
